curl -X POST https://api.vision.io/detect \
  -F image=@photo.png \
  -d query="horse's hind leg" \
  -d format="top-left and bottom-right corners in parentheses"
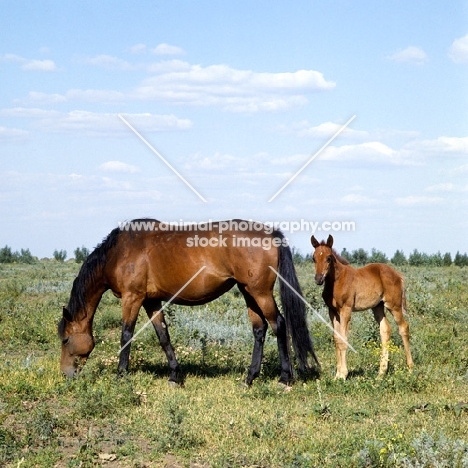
top-left (240, 286), bottom-right (292, 386)
top-left (372, 302), bottom-right (392, 376)
top-left (143, 299), bottom-right (182, 386)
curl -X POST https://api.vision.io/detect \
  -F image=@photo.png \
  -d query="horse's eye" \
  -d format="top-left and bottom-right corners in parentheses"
top-left (62, 337), bottom-right (70, 345)
top-left (327, 256), bottom-right (332, 263)
top-left (312, 257), bottom-right (316, 263)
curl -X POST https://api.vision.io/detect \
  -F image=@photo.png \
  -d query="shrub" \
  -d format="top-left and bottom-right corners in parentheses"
top-left (391, 250), bottom-right (407, 266)
top-left (351, 248), bottom-right (369, 265)
top-left (74, 246), bottom-right (90, 263)
top-left (53, 249), bottom-right (67, 262)
top-left (368, 248), bottom-right (388, 264)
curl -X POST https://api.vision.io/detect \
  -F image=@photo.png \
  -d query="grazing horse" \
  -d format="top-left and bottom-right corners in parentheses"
top-left (311, 235), bottom-right (413, 379)
top-left (58, 219), bottom-right (320, 386)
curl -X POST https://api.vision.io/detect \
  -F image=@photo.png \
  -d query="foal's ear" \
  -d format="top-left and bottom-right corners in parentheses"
top-left (326, 235), bottom-right (334, 247)
top-left (62, 306), bottom-right (73, 323)
top-left (311, 235), bottom-right (319, 248)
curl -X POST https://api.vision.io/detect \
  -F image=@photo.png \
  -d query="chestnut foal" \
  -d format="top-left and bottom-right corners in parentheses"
top-left (311, 235), bottom-right (413, 379)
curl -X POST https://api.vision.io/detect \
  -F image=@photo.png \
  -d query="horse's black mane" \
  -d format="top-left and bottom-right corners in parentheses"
top-left (65, 226), bottom-right (121, 320)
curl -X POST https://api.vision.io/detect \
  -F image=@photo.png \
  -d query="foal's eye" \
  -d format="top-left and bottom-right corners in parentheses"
top-left (326, 256), bottom-right (332, 263)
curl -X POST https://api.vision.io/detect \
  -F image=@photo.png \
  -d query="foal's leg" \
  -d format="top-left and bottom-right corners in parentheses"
top-left (385, 302), bottom-right (414, 371)
top-left (372, 302), bottom-right (392, 376)
top-left (329, 307), bottom-right (352, 380)
top-left (143, 299), bottom-right (182, 386)
top-left (118, 293), bottom-right (145, 373)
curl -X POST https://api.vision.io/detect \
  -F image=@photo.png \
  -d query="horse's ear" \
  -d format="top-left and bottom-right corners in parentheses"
top-left (311, 235), bottom-right (319, 248)
top-left (326, 235), bottom-right (334, 247)
top-left (62, 306), bottom-right (72, 323)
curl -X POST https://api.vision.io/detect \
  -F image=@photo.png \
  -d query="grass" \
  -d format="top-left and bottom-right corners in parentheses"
top-left (0, 261), bottom-right (468, 466)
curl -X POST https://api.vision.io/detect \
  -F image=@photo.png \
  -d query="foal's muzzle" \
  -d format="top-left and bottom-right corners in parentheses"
top-left (315, 274), bottom-right (325, 285)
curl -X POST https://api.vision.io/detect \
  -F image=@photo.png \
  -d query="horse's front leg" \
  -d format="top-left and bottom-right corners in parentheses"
top-left (329, 307), bottom-right (351, 380)
top-left (143, 299), bottom-right (182, 386)
top-left (118, 294), bottom-right (144, 374)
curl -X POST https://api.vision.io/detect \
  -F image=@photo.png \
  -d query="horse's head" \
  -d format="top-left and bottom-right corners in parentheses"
top-left (58, 307), bottom-right (95, 378)
top-left (311, 234), bottom-right (334, 285)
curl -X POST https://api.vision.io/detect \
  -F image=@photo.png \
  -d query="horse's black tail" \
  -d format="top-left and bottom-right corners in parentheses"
top-left (274, 230), bottom-right (320, 372)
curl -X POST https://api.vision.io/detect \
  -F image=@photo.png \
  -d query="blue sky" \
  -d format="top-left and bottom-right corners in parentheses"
top-left (1, 1), bottom-right (467, 258)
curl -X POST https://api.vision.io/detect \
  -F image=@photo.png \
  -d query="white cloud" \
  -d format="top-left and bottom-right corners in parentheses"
top-left (425, 183), bottom-right (455, 192)
top-left (320, 141), bottom-right (411, 165)
top-left (128, 43), bottom-right (147, 54)
top-left (20, 58), bottom-right (334, 112)
top-left (395, 195), bottom-right (443, 206)
top-left (76, 54), bottom-right (134, 70)
top-left (387, 46), bottom-right (428, 65)
top-left (408, 136), bottom-right (468, 154)
top-left (152, 43), bottom-right (185, 55)
top-left (134, 64), bottom-right (335, 112)
top-left (0, 126), bottom-right (29, 140)
top-left (22, 59), bottom-right (56, 71)
top-left (99, 161), bottom-right (140, 173)
top-left (1, 53), bottom-right (57, 71)
top-left (449, 33), bottom-right (468, 63)
top-left (341, 193), bottom-right (377, 204)
top-left (0, 108), bottom-right (192, 136)
top-left (279, 120), bottom-right (368, 139)
top-left (425, 183), bottom-right (468, 193)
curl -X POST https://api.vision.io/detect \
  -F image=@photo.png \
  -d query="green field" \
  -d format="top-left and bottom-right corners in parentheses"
top-left (1, 260), bottom-right (468, 467)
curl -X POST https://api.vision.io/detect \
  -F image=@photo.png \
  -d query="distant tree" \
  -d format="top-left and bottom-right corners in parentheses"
top-left (442, 252), bottom-right (452, 266)
top-left (18, 248), bottom-right (35, 264)
top-left (454, 251), bottom-right (468, 267)
top-left (74, 246), bottom-right (90, 263)
top-left (340, 248), bottom-right (353, 263)
top-left (368, 248), bottom-right (388, 264)
top-left (351, 248), bottom-right (369, 265)
top-left (391, 250), bottom-right (407, 266)
top-left (0, 245), bottom-right (14, 263)
top-left (291, 247), bottom-right (306, 264)
top-left (53, 249), bottom-right (67, 262)
top-left (429, 251), bottom-right (443, 267)
top-left (408, 249), bottom-right (426, 266)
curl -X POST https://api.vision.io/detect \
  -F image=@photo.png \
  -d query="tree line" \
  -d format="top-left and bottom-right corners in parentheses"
top-left (294, 247), bottom-right (468, 267)
top-left (1, 244), bottom-right (468, 267)
top-left (0, 246), bottom-right (89, 264)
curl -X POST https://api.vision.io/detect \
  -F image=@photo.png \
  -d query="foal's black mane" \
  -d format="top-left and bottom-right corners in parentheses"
top-left (316, 240), bottom-right (350, 265)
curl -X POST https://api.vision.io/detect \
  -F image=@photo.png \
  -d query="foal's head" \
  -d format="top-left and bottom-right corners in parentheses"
top-left (58, 307), bottom-right (95, 378)
top-left (311, 234), bottom-right (335, 285)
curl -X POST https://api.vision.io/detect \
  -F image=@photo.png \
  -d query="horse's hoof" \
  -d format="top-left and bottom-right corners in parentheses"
top-left (277, 382), bottom-right (292, 392)
top-left (168, 380), bottom-right (181, 388)
top-left (239, 381), bottom-right (250, 389)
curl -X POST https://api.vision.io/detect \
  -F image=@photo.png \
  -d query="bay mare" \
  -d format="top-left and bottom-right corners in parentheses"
top-left (58, 219), bottom-right (320, 386)
top-left (311, 235), bottom-right (413, 379)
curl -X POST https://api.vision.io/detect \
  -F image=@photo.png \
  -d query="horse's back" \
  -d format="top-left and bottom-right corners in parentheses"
top-left (103, 224), bottom-right (281, 301)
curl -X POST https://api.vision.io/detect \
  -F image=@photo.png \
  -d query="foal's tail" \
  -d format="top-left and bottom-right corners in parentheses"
top-left (274, 231), bottom-right (320, 372)
top-left (401, 276), bottom-right (408, 316)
